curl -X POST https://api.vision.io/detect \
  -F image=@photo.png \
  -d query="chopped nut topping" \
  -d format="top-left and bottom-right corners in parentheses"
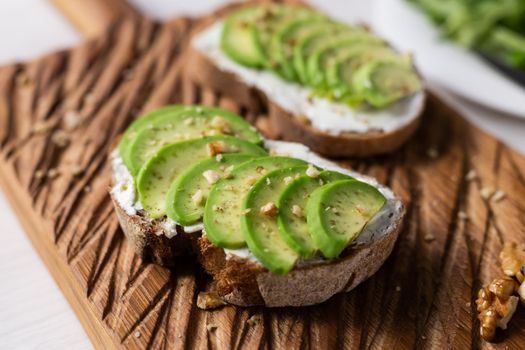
top-left (206, 141), bottom-right (238, 156)
top-left (196, 292), bottom-right (226, 310)
top-left (465, 169), bottom-right (477, 181)
top-left (31, 120), bottom-right (55, 135)
top-left (480, 187), bottom-right (495, 200)
top-left (426, 147), bottom-right (439, 159)
top-left (247, 314), bottom-right (262, 326)
top-left (283, 176), bottom-right (294, 185)
top-left (192, 189), bottom-right (204, 205)
top-left (476, 277), bottom-right (519, 341)
top-left (292, 205), bottom-right (303, 218)
top-left (204, 129), bottom-right (220, 136)
top-left (223, 165), bottom-right (235, 178)
top-left (245, 176), bottom-right (257, 185)
top-left (306, 164), bottom-right (320, 178)
top-left (500, 242), bottom-right (525, 283)
top-left (202, 170), bottom-right (220, 184)
top-left (47, 168), bottom-right (60, 179)
top-left (64, 111), bottom-right (82, 129)
top-left (212, 204), bottom-right (223, 212)
top-left (34, 170), bottom-right (45, 179)
top-left (458, 211), bottom-right (469, 220)
top-left (210, 116), bottom-right (232, 134)
top-left (518, 280), bottom-right (525, 306)
top-left (206, 324), bottom-right (218, 332)
top-left (70, 164), bottom-right (83, 176)
top-left (255, 166), bottom-right (266, 174)
top-left (51, 130), bottom-right (70, 148)
top-left (260, 202), bottom-right (278, 217)
top-left (492, 190), bottom-right (506, 202)
top-left (423, 233), bottom-right (435, 242)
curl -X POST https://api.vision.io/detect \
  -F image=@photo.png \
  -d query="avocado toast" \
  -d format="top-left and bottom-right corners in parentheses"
top-left (188, 2), bottom-right (425, 157)
top-left (110, 104), bottom-right (405, 307)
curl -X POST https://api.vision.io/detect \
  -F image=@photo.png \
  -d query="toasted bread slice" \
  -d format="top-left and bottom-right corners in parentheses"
top-left (111, 141), bottom-right (405, 307)
top-left (112, 197), bottom-right (403, 306)
top-left (186, 19), bottom-right (426, 158)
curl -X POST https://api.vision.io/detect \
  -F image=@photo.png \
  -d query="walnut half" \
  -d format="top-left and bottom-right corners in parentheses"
top-left (476, 277), bottom-right (519, 342)
top-left (500, 242), bottom-right (525, 283)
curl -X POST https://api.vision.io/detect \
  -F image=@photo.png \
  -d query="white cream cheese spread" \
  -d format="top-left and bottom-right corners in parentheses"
top-left (192, 21), bottom-right (425, 135)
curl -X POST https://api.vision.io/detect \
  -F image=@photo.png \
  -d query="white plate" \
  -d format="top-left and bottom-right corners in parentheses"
top-left (372, 0), bottom-right (525, 118)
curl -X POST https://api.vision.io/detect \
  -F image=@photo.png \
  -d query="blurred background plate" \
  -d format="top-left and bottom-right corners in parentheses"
top-left (373, 0), bottom-right (525, 118)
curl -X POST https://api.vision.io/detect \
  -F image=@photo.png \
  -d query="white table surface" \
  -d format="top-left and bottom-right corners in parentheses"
top-left (0, 1), bottom-right (524, 349)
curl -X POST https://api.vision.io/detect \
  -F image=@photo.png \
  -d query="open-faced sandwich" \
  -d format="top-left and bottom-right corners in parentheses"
top-left (188, 3), bottom-right (426, 157)
top-left (111, 105), bottom-right (405, 307)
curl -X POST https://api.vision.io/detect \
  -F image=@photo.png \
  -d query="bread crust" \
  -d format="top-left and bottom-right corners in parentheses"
top-left (186, 45), bottom-right (425, 158)
top-left (111, 194), bottom-right (404, 307)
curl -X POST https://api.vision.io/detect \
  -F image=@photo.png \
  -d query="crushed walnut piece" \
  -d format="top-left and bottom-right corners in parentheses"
top-left (292, 205), bottom-right (303, 218)
top-left (260, 202), bottom-right (278, 217)
top-left (465, 169), bottom-right (477, 181)
top-left (192, 189), bottom-right (204, 206)
top-left (206, 324), bottom-right (218, 332)
top-left (31, 119), bottom-right (55, 135)
top-left (202, 170), bottom-right (220, 184)
top-left (206, 141), bottom-right (238, 157)
top-left (476, 277), bottom-right (519, 341)
top-left (480, 187), bottom-right (495, 200)
top-left (306, 164), bottom-right (320, 178)
top-left (247, 314), bottom-right (262, 326)
top-left (500, 242), bottom-right (525, 283)
top-left (196, 292), bottom-right (226, 310)
top-left (51, 130), bottom-right (70, 148)
top-left (210, 116), bottom-right (232, 134)
top-left (245, 176), bottom-right (257, 186)
top-left (64, 110), bottom-right (82, 130)
top-left (283, 176), bottom-right (294, 185)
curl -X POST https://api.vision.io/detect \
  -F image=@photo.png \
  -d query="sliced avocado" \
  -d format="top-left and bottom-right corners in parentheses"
top-left (204, 156), bottom-right (306, 249)
top-left (277, 171), bottom-right (350, 257)
top-left (242, 166), bottom-right (317, 275)
top-left (268, 15), bottom-right (329, 81)
top-left (166, 153), bottom-right (259, 226)
top-left (324, 46), bottom-right (405, 105)
top-left (221, 6), bottom-right (267, 67)
top-left (126, 106), bottom-right (262, 176)
top-left (304, 34), bottom-right (385, 88)
top-left (306, 179), bottom-right (386, 259)
top-left (292, 25), bottom-right (355, 83)
top-left (137, 135), bottom-right (267, 219)
top-left (118, 105), bottom-right (187, 170)
top-left (352, 60), bottom-right (422, 108)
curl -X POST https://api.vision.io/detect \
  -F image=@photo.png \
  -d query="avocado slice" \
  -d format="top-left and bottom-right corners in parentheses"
top-left (204, 156), bottom-right (306, 249)
top-left (241, 165), bottom-right (319, 275)
top-left (221, 6), bottom-right (267, 67)
top-left (352, 60), bottom-right (422, 108)
top-left (137, 135), bottom-right (267, 219)
top-left (305, 34), bottom-right (386, 88)
top-left (126, 106), bottom-right (262, 176)
top-left (118, 105), bottom-right (187, 170)
top-left (306, 179), bottom-right (386, 259)
top-left (268, 15), bottom-right (329, 81)
top-left (292, 25), bottom-right (356, 83)
top-left (166, 153), bottom-right (259, 226)
top-left (277, 171), bottom-right (350, 257)
top-left (324, 46), bottom-right (406, 105)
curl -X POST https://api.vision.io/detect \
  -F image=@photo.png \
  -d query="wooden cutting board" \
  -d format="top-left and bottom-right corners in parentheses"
top-left (1, 1), bottom-right (524, 348)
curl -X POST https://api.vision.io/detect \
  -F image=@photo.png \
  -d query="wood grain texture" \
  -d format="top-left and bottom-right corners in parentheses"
top-left (1, 6), bottom-right (525, 350)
